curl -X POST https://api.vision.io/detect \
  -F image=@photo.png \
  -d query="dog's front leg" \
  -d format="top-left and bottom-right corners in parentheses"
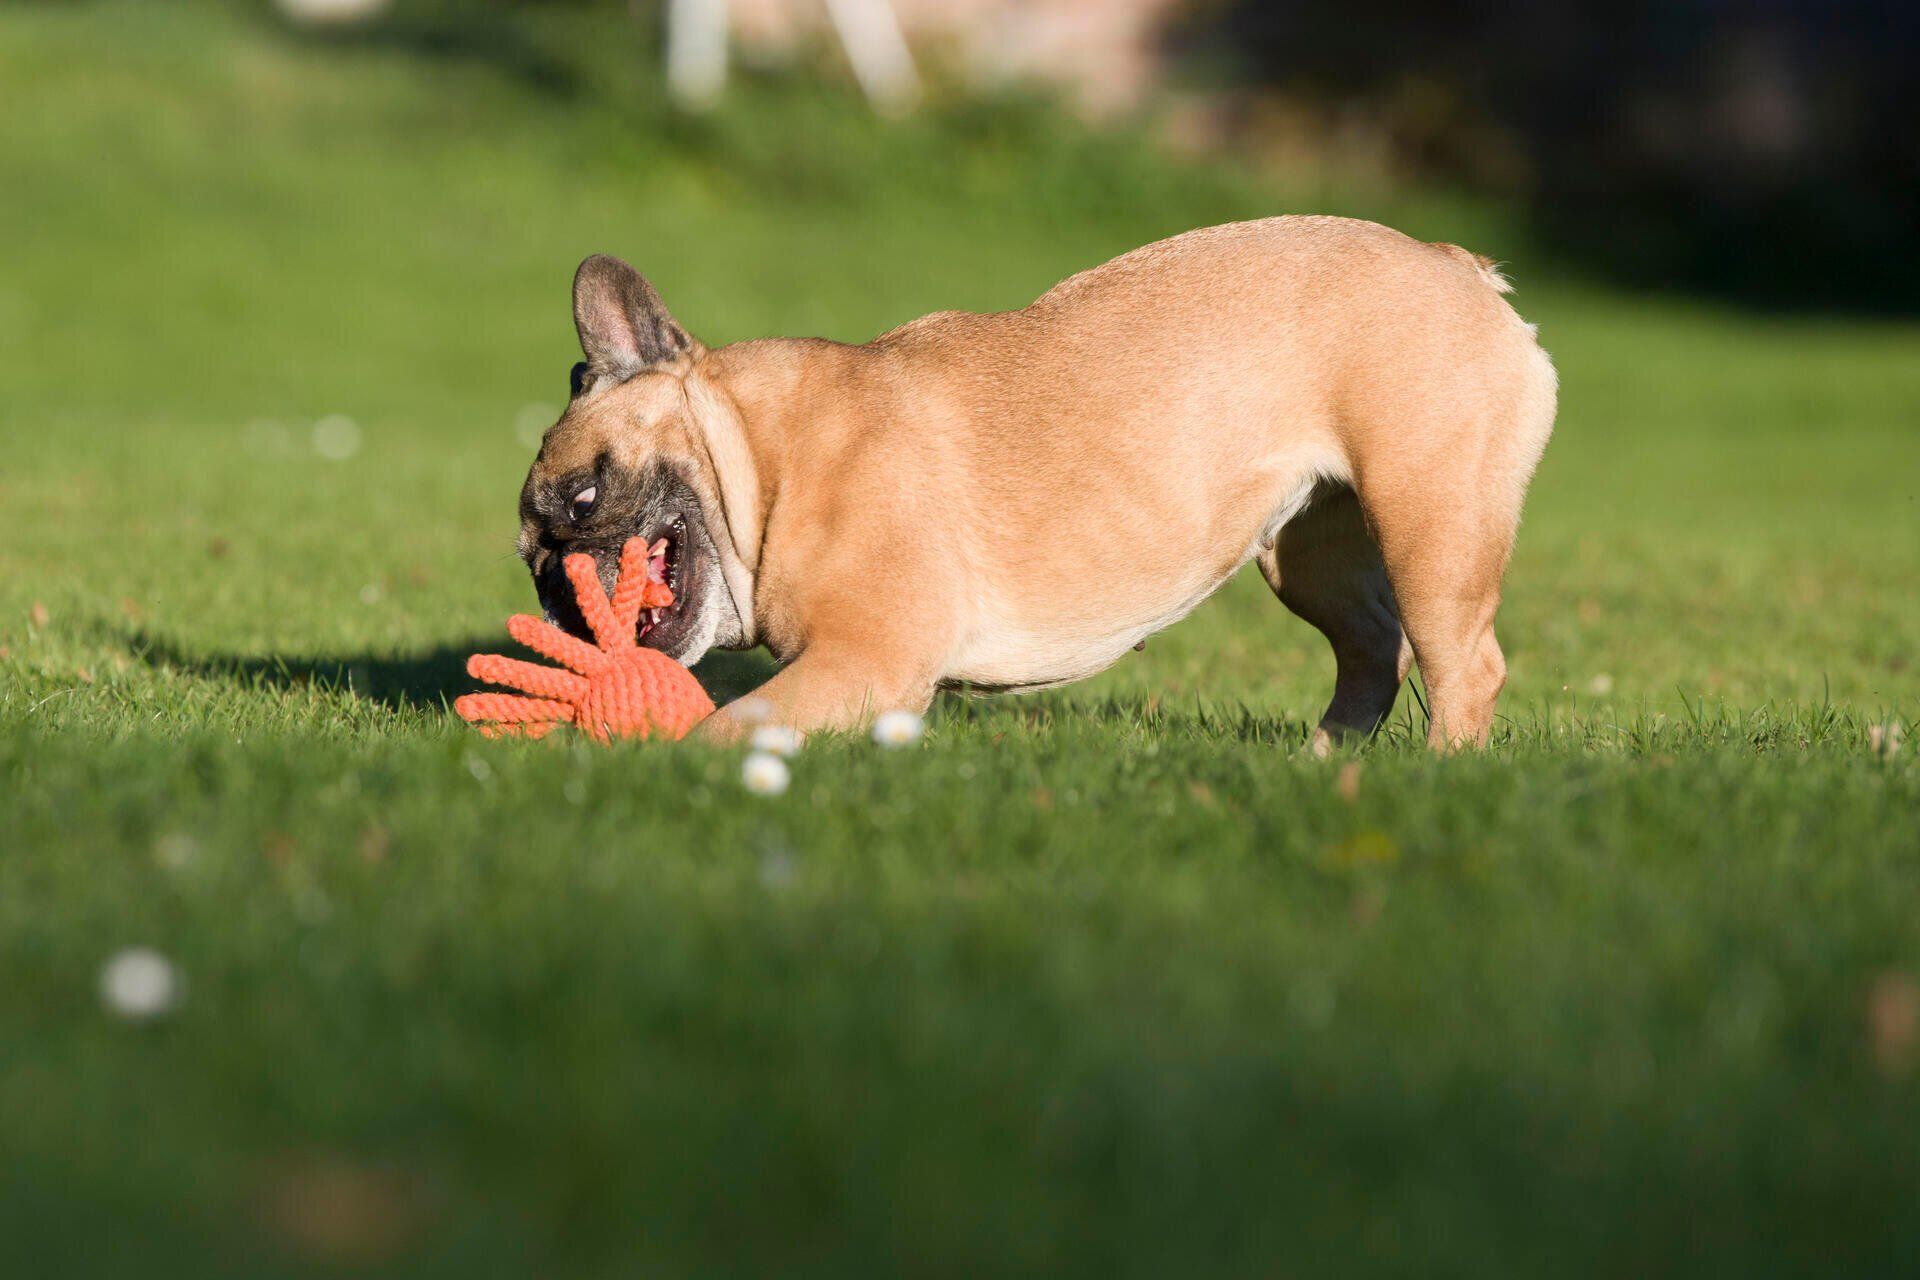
top-left (693, 640), bottom-right (938, 743)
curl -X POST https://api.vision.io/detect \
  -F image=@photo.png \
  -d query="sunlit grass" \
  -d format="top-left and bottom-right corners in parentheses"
top-left (2, 4), bottom-right (1917, 1276)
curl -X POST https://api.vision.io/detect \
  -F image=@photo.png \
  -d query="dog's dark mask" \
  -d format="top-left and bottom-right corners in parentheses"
top-left (522, 462), bottom-right (719, 661)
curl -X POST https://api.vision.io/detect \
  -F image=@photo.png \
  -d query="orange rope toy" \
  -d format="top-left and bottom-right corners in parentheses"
top-left (455, 536), bottom-right (715, 742)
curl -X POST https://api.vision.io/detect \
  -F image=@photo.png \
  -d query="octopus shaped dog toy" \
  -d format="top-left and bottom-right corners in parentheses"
top-left (455, 536), bottom-right (715, 742)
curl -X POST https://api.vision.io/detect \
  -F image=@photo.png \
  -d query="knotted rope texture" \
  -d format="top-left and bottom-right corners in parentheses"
top-left (455, 537), bottom-right (715, 742)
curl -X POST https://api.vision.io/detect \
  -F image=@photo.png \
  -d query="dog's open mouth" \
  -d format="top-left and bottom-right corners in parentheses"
top-left (637, 515), bottom-right (691, 644)
top-left (532, 481), bottom-right (709, 660)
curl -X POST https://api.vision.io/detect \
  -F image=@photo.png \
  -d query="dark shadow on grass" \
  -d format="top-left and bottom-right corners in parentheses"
top-left (116, 623), bottom-right (1334, 744)
top-left (125, 629), bottom-right (489, 712)
top-left (688, 649), bottom-right (781, 703)
top-left (121, 628), bottom-right (781, 713)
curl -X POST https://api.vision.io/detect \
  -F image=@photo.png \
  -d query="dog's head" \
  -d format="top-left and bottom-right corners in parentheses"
top-left (517, 255), bottom-right (748, 666)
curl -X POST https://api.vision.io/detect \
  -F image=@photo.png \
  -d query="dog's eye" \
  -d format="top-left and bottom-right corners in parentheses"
top-left (569, 486), bottom-right (597, 521)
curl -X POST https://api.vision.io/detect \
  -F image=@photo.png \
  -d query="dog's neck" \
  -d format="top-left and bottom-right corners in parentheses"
top-left (697, 336), bottom-right (870, 527)
top-left (686, 337), bottom-right (865, 645)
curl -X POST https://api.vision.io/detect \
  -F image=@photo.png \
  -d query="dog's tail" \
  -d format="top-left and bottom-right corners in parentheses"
top-left (1431, 241), bottom-right (1513, 294)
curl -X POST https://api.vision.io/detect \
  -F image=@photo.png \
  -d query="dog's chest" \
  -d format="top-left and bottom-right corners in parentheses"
top-left (940, 573), bottom-right (1228, 693)
top-left (942, 626), bottom-right (1150, 694)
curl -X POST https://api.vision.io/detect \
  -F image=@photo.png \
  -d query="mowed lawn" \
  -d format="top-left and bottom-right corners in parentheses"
top-left (3, 5), bottom-right (1919, 1277)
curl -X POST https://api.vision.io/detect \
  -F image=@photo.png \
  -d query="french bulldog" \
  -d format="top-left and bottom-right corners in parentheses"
top-left (518, 216), bottom-right (1556, 748)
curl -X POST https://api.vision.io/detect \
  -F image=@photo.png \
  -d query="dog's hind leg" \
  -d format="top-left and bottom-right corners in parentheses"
top-left (1258, 484), bottom-right (1413, 755)
top-left (1351, 345), bottom-right (1555, 750)
top-left (1362, 496), bottom-right (1512, 750)
top-left (1355, 452), bottom-right (1529, 751)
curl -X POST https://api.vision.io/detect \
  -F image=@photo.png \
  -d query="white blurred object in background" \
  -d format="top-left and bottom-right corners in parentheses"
top-left (732, 0), bottom-right (1179, 116)
top-left (667, 0), bottom-right (731, 108)
top-left (275, 0), bottom-right (392, 27)
top-left (822, 0), bottom-right (920, 114)
top-left (671, 0), bottom-right (919, 112)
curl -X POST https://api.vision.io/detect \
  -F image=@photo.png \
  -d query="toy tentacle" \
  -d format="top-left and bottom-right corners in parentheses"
top-left (506, 614), bottom-right (608, 675)
top-left (453, 691), bottom-right (575, 730)
top-left (468, 654), bottom-right (589, 703)
top-left (564, 552), bottom-right (627, 650)
top-left (609, 537), bottom-right (674, 634)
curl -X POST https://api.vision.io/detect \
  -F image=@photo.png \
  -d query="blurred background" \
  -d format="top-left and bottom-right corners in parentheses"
top-left (254, 0), bottom-right (1918, 310)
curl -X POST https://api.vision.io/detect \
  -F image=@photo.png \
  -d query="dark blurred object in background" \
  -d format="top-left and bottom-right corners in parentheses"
top-left (272, 0), bottom-right (1918, 311)
top-left (1177, 0), bottom-right (1920, 311)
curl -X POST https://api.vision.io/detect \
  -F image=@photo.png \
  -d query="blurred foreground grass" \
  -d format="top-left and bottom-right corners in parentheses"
top-left (2, 4), bottom-right (1918, 1276)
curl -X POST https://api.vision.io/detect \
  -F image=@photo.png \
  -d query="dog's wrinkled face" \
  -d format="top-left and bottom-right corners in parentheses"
top-left (515, 256), bottom-right (742, 666)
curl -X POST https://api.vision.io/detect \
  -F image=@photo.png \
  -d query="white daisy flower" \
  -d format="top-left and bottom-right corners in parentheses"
top-left (99, 948), bottom-right (182, 1021)
top-left (749, 724), bottom-right (803, 757)
top-left (741, 751), bottom-right (791, 797)
top-left (871, 709), bottom-right (925, 748)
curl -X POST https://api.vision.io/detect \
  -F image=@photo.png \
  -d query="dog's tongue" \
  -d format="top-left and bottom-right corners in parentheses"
top-left (635, 537), bottom-right (674, 611)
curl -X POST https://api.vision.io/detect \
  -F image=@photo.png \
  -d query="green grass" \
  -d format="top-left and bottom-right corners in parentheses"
top-left (3, 3), bottom-right (1919, 1276)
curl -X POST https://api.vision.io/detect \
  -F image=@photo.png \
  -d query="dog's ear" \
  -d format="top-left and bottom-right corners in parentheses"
top-left (571, 254), bottom-right (694, 382)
